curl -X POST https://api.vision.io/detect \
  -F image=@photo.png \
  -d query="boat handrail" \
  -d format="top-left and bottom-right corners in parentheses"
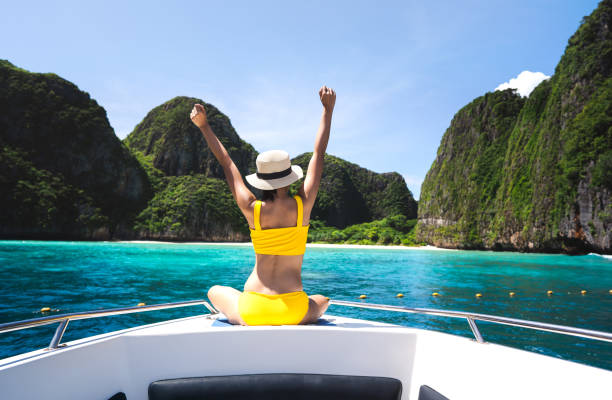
top-left (328, 300), bottom-right (612, 344)
top-left (1, 299), bottom-right (611, 353)
top-left (0, 300), bottom-right (217, 350)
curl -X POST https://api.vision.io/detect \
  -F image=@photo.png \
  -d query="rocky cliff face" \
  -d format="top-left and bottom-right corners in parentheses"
top-left (291, 153), bottom-right (418, 228)
top-left (417, 0), bottom-right (612, 254)
top-left (417, 90), bottom-right (525, 248)
top-left (0, 60), bottom-right (151, 239)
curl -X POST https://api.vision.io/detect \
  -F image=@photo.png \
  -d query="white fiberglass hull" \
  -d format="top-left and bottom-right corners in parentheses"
top-left (0, 314), bottom-right (610, 399)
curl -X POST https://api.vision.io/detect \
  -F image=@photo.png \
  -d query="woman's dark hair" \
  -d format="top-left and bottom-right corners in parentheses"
top-left (262, 189), bottom-right (277, 201)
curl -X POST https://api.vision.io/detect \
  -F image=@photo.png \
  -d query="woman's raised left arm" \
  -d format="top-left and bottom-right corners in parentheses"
top-left (190, 104), bottom-right (256, 210)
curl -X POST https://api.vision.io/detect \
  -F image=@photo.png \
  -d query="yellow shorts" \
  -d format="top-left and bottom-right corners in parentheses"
top-left (238, 291), bottom-right (309, 326)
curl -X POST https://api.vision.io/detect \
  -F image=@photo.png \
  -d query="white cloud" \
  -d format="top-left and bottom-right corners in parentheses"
top-left (495, 70), bottom-right (550, 97)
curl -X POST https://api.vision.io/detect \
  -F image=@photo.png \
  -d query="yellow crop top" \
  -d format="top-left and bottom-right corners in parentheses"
top-left (249, 195), bottom-right (309, 255)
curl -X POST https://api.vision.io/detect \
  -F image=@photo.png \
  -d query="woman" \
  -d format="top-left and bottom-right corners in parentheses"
top-left (190, 86), bottom-right (336, 325)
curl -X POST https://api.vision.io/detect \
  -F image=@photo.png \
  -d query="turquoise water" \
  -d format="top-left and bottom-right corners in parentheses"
top-left (0, 241), bottom-right (610, 370)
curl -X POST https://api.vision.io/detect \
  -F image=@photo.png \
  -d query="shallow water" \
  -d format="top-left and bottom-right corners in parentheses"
top-left (0, 241), bottom-right (610, 370)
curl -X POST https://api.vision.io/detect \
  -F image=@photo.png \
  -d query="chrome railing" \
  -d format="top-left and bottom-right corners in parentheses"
top-left (1, 299), bottom-right (611, 354)
top-left (329, 300), bottom-right (612, 344)
top-left (0, 300), bottom-right (217, 350)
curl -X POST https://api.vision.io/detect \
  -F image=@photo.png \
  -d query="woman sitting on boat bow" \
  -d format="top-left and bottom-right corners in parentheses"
top-left (190, 86), bottom-right (336, 325)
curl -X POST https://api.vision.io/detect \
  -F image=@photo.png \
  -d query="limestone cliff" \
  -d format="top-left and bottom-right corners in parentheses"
top-left (417, 0), bottom-right (612, 254)
top-left (0, 60), bottom-right (151, 239)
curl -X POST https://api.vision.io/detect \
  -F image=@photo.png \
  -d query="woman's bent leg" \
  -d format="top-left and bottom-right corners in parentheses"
top-left (300, 294), bottom-right (330, 324)
top-left (207, 285), bottom-right (245, 325)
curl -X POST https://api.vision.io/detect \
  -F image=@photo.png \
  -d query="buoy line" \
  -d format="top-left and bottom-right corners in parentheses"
top-left (349, 289), bottom-right (611, 301)
top-left (39, 288), bottom-right (612, 312)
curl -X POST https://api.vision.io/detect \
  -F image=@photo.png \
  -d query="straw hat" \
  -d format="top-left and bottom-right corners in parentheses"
top-left (246, 150), bottom-right (304, 190)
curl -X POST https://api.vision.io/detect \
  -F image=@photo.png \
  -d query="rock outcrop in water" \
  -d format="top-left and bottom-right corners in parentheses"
top-left (0, 60), bottom-right (151, 239)
top-left (417, 0), bottom-right (612, 254)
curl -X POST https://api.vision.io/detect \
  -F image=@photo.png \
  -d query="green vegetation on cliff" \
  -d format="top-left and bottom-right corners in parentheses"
top-left (0, 60), bottom-right (151, 238)
top-left (418, 0), bottom-right (612, 253)
top-left (124, 96), bottom-right (257, 180)
top-left (291, 153), bottom-right (417, 228)
top-left (128, 147), bottom-right (247, 240)
top-left (308, 215), bottom-right (422, 246)
top-left (0, 146), bottom-right (108, 237)
top-left (134, 174), bottom-right (248, 241)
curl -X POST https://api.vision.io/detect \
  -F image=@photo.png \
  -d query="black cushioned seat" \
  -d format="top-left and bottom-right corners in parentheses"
top-left (149, 373), bottom-right (402, 400)
top-left (419, 385), bottom-right (450, 400)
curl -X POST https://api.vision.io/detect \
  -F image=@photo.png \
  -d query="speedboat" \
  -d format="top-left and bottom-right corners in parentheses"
top-left (0, 299), bottom-right (610, 399)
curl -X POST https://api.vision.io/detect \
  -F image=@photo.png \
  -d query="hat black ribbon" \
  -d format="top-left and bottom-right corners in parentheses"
top-left (256, 167), bottom-right (292, 180)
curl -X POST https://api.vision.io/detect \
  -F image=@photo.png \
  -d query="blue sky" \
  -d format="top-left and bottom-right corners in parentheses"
top-left (1, 0), bottom-right (601, 198)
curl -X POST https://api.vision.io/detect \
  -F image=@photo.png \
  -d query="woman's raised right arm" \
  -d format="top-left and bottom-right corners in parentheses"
top-left (190, 104), bottom-right (256, 211)
top-left (300, 86), bottom-right (336, 209)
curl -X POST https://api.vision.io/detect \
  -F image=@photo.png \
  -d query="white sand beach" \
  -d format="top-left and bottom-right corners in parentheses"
top-left (308, 243), bottom-right (446, 250)
top-left (117, 240), bottom-right (446, 250)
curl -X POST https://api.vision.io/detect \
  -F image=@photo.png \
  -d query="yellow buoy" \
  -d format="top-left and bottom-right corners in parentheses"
top-left (359, 294), bottom-right (367, 299)
top-left (40, 307), bottom-right (51, 312)
top-left (432, 292), bottom-right (440, 297)
top-left (509, 292), bottom-right (515, 297)
top-left (609, 289), bottom-right (612, 294)
top-left (547, 290), bottom-right (553, 295)
top-left (580, 290), bottom-right (587, 295)
top-left (396, 293), bottom-right (404, 298)
top-left (137, 302), bottom-right (146, 307)
top-left (475, 293), bottom-right (482, 298)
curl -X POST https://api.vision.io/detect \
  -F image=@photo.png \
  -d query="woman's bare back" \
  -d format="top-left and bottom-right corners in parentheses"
top-left (243, 187), bottom-right (310, 294)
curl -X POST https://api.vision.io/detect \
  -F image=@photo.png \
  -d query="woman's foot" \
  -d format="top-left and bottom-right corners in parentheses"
top-left (300, 294), bottom-right (330, 324)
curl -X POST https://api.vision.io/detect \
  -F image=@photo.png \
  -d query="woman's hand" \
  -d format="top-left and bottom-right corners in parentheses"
top-left (190, 104), bottom-right (208, 129)
top-left (319, 86), bottom-right (336, 112)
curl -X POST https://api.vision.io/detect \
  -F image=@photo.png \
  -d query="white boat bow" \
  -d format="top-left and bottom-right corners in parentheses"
top-left (0, 300), bottom-right (610, 399)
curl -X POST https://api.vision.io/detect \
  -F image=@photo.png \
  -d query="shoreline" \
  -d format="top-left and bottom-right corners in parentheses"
top-left (105, 242), bottom-right (612, 257)
top-left (3, 240), bottom-right (610, 256)
top-left (117, 240), bottom-right (447, 251)
top-left (3, 240), bottom-right (609, 256)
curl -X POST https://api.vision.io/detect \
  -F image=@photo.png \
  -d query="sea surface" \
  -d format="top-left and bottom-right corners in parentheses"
top-left (0, 241), bottom-right (610, 370)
